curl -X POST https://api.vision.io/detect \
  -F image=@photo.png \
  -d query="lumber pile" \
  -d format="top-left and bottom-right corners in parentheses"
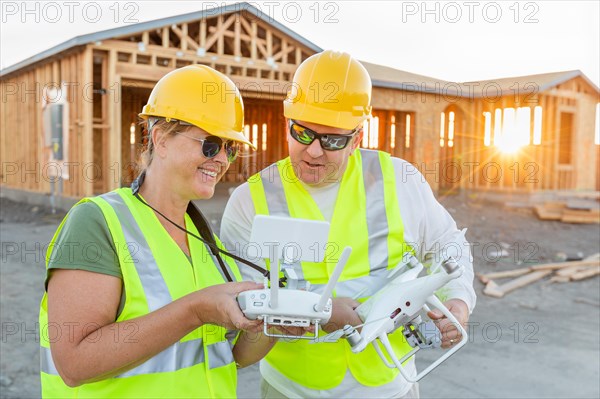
top-left (533, 201), bottom-right (600, 224)
top-left (478, 254), bottom-right (600, 298)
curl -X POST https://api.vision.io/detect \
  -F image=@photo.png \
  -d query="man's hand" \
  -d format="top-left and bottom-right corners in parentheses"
top-left (427, 298), bottom-right (469, 349)
top-left (322, 297), bottom-right (362, 333)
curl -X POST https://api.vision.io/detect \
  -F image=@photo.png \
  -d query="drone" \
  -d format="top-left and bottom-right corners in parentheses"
top-left (237, 215), bottom-right (351, 340)
top-left (313, 256), bottom-right (468, 382)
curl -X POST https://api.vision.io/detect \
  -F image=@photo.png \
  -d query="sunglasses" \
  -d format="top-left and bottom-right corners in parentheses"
top-left (177, 133), bottom-right (239, 162)
top-left (289, 120), bottom-right (359, 151)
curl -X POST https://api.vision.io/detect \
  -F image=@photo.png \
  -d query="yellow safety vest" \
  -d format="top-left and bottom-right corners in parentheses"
top-left (248, 149), bottom-right (414, 389)
top-left (39, 188), bottom-right (242, 398)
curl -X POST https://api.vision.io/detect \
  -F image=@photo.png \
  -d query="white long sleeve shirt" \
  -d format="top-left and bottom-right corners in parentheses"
top-left (220, 157), bottom-right (476, 398)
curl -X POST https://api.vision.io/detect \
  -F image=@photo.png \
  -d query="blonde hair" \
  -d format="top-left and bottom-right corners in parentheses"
top-left (138, 118), bottom-right (194, 173)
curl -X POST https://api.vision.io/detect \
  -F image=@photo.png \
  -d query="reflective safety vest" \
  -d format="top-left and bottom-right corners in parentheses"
top-left (248, 149), bottom-right (414, 389)
top-left (39, 188), bottom-right (242, 398)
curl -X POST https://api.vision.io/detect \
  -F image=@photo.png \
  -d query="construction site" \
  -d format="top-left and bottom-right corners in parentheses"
top-left (1, 2), bottom-right (599, 398)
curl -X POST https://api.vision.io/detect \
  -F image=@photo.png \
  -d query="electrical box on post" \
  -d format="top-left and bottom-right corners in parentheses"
top-left (49, 103), bottom-right (64, 160)
top-left (42, 84), bottom-right (70, 179)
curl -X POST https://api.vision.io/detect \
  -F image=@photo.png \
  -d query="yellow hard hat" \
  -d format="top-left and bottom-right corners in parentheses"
top-left (140, 65), bottom-right (254, 148)
top-left (283, 50), bottom-right (372, 130)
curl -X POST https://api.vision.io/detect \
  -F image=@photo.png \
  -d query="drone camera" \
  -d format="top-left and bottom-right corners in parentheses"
top-left (442, 257), bottom-right (459, 274)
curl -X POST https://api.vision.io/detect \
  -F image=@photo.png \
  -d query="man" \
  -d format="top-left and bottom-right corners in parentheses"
top-left (221, 50), bottom-right (476, 399)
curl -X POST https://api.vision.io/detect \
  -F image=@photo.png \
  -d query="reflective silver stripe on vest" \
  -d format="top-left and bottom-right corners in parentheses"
top-left (117, 338), bottom-right (205, 377)
top-left (207, 341), bottom-right (235, 369)
top-left (40, 347), bottom-right (59, 375)
top-left (41, 339), bottom-right (213, 377)
top-left (360, 149), bottom-right (390, 274)
top-left (101, 192), bottom-right (173, 312)
top-left (260, 163), bottom-right (290, 217)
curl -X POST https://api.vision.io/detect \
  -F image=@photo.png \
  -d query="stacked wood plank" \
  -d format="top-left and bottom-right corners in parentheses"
top-left (478, 254), bottom-right (600, 298)
top-left (533, 201), bottom-right (600, 223)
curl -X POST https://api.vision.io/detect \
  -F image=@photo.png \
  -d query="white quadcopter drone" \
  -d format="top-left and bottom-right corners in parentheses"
top-left (236, 215), bottom-right (351, 340)
top-left (313, 255), bottom-right (468, 382)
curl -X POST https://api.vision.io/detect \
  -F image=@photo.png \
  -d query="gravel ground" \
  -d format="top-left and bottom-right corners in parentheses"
top-left (0, 198), bottom-right (66, 226)
top-left (1, 190), bottom-right (599, 398)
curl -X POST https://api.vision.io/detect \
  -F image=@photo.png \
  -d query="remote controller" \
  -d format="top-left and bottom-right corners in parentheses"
top-left (237, 289), bottom-right (332, 327)
top-left (238, 215), bottom-right (352, 340)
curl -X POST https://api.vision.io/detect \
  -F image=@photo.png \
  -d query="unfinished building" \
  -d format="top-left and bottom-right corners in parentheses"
top-left (1, 3), bottom-right (599, 201)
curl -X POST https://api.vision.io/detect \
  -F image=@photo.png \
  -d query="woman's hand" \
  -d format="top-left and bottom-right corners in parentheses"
top-left (268, 324), bottom-right (314, 337)
top-left (191, 281), bottom-right (264, 332)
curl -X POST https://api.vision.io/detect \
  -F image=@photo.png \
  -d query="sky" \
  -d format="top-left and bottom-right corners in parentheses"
top-left (0, 0), bottom-right (599, 87)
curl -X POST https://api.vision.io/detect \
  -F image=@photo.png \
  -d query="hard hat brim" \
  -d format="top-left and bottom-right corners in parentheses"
top-left (139, 112), bottom-right (256, 149)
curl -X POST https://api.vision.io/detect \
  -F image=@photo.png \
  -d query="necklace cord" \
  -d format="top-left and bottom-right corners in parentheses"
top-left (132, 190), bottom-right (271, 281)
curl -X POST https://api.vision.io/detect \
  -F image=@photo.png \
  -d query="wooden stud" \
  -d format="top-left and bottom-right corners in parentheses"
top-left (100, 51), bottom-right (109, 194)
top-left (266, 30), bottom-right (272, 57)
top-left (0, 81), bottom-right (7, 187)
top-left (282, 40), bottom-right (288, 64)
top-left (162, 26), bottom-right (169, 48)
top-left (217, 15), bottom-right (224, 55)
top-left (107, 49), bottom-right (122, 192)
top-left (483, 270), bottom-right (552, 298)
top-left (477, 269), bottom-right (531, 284)
top-left (234, 18), bottom-right (241, 57)
top-left (555, 266), bottom-right (594, 277)
top-left (540, 94), bottom-right (550, 189)
top-left (251, 21), bottom-right (258, 60)
top-left (553, 96), bottom-right (561, 190)
top-left (200, 19), bottom-right (206, 48)
top-left (530, 260), bottom-right (600, 271)
top-left (28, 69), bottom-right (36, 192)
top-left (571, 267), bottom-right (600, 281)
top-left (181, 23), bottom-right (188, 51)
top-left (81, 46), bottom-right (94, 196)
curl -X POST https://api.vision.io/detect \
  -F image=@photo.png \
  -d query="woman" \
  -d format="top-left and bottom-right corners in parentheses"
top-left (39, 65), bottom-right (272, 398)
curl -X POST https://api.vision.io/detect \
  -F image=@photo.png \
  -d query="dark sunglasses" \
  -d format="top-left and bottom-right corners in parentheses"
top-left (289, 120), bottom-right (359, 151)
top-left (177, 133), bottom-right (239, 162)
